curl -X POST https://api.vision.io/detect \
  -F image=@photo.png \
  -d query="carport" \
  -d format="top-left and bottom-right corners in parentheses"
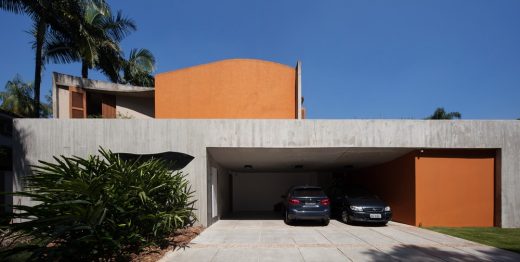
top-left (206, 147), bottom-right (498, 228)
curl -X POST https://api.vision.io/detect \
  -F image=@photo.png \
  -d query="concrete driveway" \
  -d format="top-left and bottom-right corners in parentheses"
top-left (160, 220), bottom-right (520, 262)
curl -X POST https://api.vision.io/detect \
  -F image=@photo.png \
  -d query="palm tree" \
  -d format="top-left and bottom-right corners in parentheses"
top-left (426, 107), bottom-right (461, 120)
top-left (0, 75), bottom-right (33, 116)
top-left (45, 1), bottom-right (136, 79)
top-left (120, 48), bottom-right (156, 87)
top-left (0, 0), bottom-right (86, 117)
top-left (0, 75), bottom-right (51, 117)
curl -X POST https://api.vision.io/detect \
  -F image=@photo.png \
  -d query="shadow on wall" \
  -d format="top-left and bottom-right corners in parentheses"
top-left (362, 244), bottom-right (520, 262)
top-left (8, 122), bottom-right (31, 213)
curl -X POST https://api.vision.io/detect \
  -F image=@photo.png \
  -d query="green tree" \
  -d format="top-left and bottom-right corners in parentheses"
top-left (44, 1), bottom-right (135, 79)
top-left (426, 107), bottom-right (462, 120)
top-left (120, 48), bottom-right (156, 86)
top-left (0, 0), bottom-right (86, 117)
top-left (44, 2), bottom-right (155, 86)
top-left (1, 1), bottom-right (155, 120)
top-left (0, 75), bottom-right (51, 117)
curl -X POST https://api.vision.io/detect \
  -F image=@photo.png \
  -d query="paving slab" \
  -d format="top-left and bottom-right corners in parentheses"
top-left (289, 228), bottom-right (331, 245)
top-left (160, 247), bottom-right (218, 262)
top-left (338, 246), bottom-right (395, 262)
top-left (160, 219), bottom-right (520, 262)
top-left (317, 228), bottom-right (365, 245)
top-left (298, 247), bottom-right (348, 262)
top-left (211, 248), bottom-right (258, 262)
top-left (260, 229), bottom-right (294, 244)
top-left (223, 228), bottom-right (261, 244)
top-left (258, 248), bottom-right (304, 262)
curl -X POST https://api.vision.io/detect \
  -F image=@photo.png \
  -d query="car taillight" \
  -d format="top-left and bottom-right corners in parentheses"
top-left (320, 198), bottom-right (330, 206)
top-left (289, 199), bottom-right (300, 205)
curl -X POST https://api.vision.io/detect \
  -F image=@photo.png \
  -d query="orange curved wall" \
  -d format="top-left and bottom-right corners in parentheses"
top-left (415, 150), bottom-right (495, 227)
top-left (155, 59), bottom-right (297, 119)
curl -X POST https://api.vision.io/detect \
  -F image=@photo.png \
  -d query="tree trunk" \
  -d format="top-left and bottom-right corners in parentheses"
top-left (33, 18), bottom-right (46, 118)
top-left (82, 61), bottom-right (88, 78)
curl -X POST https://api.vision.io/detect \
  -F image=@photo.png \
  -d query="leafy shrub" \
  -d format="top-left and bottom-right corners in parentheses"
top-left (0, 148), bottom-right (196, 261)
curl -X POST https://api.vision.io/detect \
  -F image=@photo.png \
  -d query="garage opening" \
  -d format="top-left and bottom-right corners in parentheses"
top-left (207, 147), bottom-right (499, 228)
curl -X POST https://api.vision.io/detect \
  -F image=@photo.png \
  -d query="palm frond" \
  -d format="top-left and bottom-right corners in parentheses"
top-left (103, 10), bottom-right (136, 42)
top-left (0, 0), bottom-right (25, 13)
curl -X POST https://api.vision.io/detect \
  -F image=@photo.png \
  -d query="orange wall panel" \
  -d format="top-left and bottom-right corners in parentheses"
top-left (353, 152), bottom-right (416, 225)
top-left (155, 59), bottom-right (297, 119)
top-left (415, 150), bottom-right (495, 227)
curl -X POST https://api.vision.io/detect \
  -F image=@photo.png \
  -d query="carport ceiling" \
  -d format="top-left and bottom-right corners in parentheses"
top-left (208, 147), bottom-right (415, 172)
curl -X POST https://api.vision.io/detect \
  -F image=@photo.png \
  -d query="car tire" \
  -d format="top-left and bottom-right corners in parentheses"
top-left (284, 211), bottom-right (292, 225)
top-left (322, 218), bottom-right (330, 226)
top-left (341, 211), bottom-right (350, 224)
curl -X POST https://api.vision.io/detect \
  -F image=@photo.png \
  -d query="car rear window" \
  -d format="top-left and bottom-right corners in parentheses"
top-left (292, 188), bottom-right (325, 197)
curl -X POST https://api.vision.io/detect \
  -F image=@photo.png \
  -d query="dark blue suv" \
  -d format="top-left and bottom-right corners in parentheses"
top-left (283, 186), bottom-right (330, 226)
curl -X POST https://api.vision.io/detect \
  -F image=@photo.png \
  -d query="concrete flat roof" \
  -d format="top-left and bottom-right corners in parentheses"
top-left (208, 147), bottom-right (415, 172)
top-left (52, 72), bottom-right (154, 97)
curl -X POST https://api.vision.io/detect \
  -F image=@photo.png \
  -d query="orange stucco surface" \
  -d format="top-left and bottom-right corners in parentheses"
top-left (352, 150), bottom-right (495, 227)
top-left (415, 150), bottom-right (495, 227)
top-left (353, 152), bottom-right (416, 225)
top-left (155, 59), bottom-right (297, 119)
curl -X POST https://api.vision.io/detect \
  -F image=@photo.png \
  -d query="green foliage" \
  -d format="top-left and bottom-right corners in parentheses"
top-left (116, 112), bottom-right (134, 119)
top-left (426, 107), bottom-right (461, 120)
top-left (1, 148), bottom-right (196, 261)
top-left (1, 0), bottom-right (156, 117)
top-left (43, 1), bottom-right (156, 86)
top-left (120, 48), bottom-right (156, 87)
top-left (0, 75), bottom-right (51, 117)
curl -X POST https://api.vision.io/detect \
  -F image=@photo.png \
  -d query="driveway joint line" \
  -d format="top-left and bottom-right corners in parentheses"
top-left (339, 223), bottom-right (394, 258)
top-left (209, 248), bottom-right (220, 262)
top-left (369, 227), bottom-right (456, 262)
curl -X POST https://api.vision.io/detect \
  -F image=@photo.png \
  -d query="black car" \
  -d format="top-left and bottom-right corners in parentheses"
top-left (283, 186), bottom-right (330, 225)
top-left (331, 187), bottom-right (392, 225)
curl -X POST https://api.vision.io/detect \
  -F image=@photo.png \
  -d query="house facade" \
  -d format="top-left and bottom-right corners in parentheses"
top-left (11, 59), bottom-right (520, 228)
top-left (53, 59), bottom-right (303, 119)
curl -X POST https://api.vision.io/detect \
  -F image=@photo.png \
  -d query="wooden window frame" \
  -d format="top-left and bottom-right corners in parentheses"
top-left (69, 86), bottom-right (86, 118)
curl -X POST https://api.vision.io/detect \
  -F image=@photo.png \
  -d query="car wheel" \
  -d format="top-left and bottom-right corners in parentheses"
top-left (284, 211), bottom-right (292, 225)
top-left (341, 211), bottom-right (350, 224)
top-left (322, 218), bottom-right (330, 226)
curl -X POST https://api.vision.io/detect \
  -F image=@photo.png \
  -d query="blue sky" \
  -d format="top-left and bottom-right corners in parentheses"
top-left (1, 0), bottom-right (519, 119)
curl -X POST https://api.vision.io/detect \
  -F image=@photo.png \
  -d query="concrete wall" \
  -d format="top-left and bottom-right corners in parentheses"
top-left (231, 172), bottom-right (318, 212)
top-left (52, 73), bottom-right (154, 119)
top-left (115, 96), bottom-right (154, 119)
top-left (155, 59), bottom-right (298, 119)
top-left (207, 153), bottom-right (232, 223)
top-left (55, 87), bottom-right (155, 119)
top-left (11, 119), bottom-right (520, 227)
top-left (57, 87), bottom-right (70, 118)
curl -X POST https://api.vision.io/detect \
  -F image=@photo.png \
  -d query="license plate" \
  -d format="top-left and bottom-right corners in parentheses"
top-left (370, 214), bottom-right (382, 219)
top-left (304, 202), bottom-right (315, 206)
